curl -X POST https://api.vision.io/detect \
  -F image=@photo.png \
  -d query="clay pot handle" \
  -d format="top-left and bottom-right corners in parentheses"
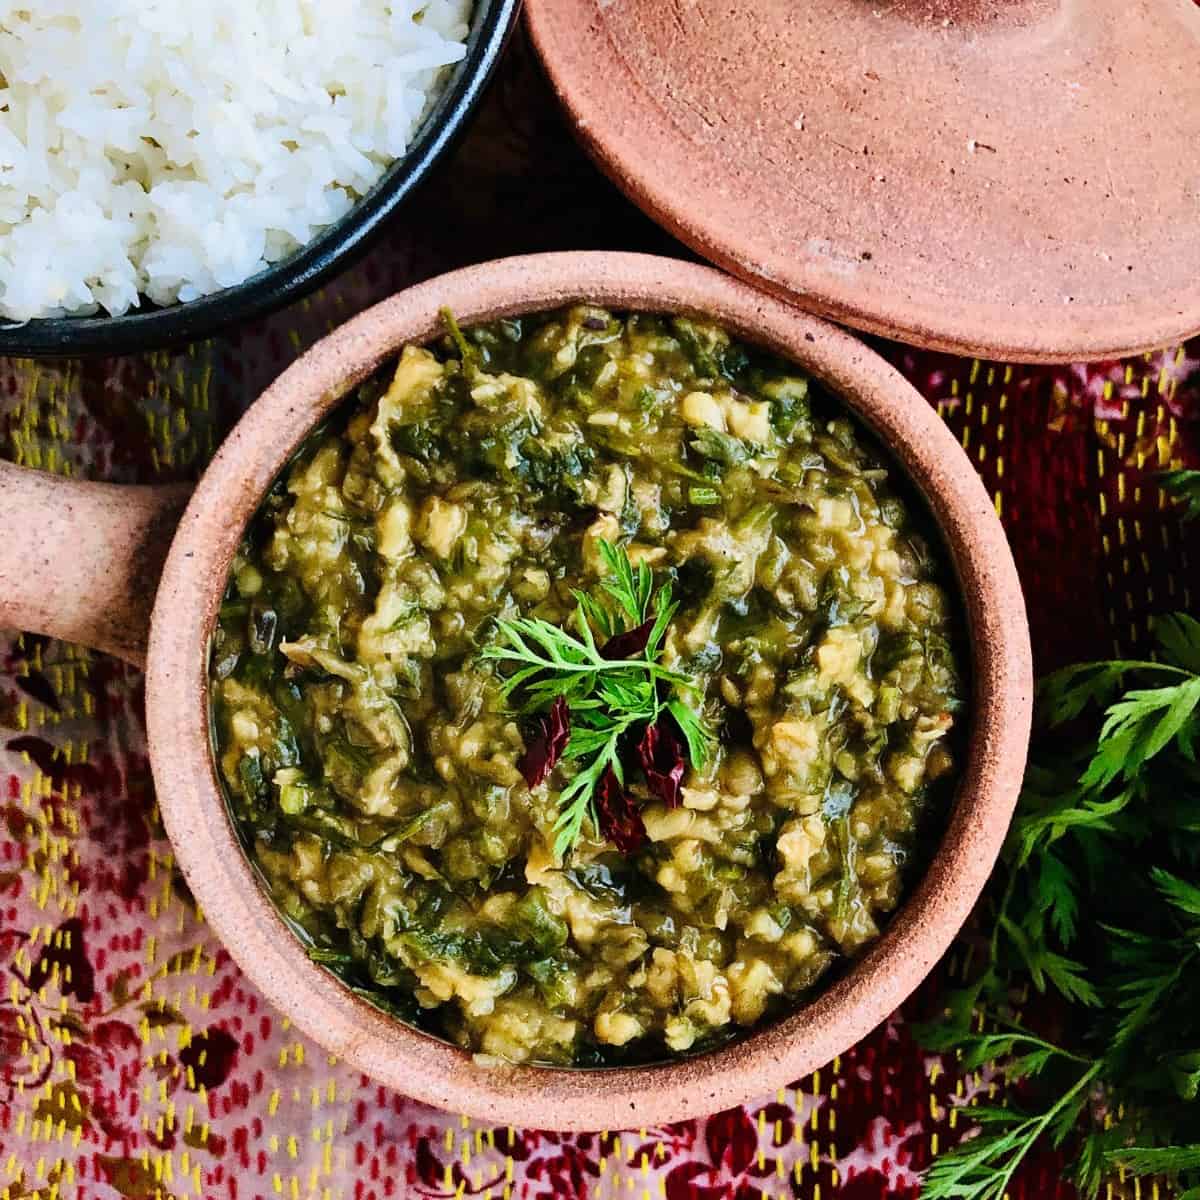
top-left (0, 460), bottom-right (191, 667)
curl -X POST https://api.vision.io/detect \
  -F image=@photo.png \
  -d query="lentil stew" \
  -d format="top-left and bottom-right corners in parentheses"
top-left (209, 307), bottom-right (965, 1066)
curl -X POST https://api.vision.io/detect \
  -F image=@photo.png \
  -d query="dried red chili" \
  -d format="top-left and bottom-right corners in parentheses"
top-left (599, 617), bottom-right (655, 661)
top-left (637, 716), bottom-right (686, 809)
top-left (518, 695), bottom-right (570, 788)
top-left (594, 766), bottom-right (646, 853)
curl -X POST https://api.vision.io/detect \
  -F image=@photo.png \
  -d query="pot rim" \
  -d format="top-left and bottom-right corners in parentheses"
top-left (145, 250), bottom-right (1032, 1132)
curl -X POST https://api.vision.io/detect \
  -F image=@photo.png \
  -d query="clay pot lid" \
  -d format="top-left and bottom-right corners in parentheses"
top-left (525, 0), bottom-right (1200, 363)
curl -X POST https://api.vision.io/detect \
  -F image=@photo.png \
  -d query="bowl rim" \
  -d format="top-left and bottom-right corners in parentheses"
top-left (145, 250), bottom-right (1032, 1132)
top-left (0, 0), bottom-right (520, 359)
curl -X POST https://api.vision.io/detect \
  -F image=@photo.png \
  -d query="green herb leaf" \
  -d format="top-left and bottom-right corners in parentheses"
top-left (1105, 1145), bottom-right (1200, 1175)
top-left (597, 538), bottom-right (654, 626)
top-left (1037, 850), bottom-right (1080, 945)
top-left (1161, 468), bottom-right (1200, 522)
top-left (667, 698), bottom-right (711, 770)
top-left (689, 427), bottom-right (753, 470)
top-left (918, 610), bottom-right (1200, 1200)
top-left (1151, 866), bottom-right (1200, 918)
top-left (484, 540), bottom-right (715, 858)
top-left (922, 1063), bottom-right (1099, 1200)
top-left (1081, 677), bottom-right (1200, 790)
top-left (440, 306), bottom-right (475, 369)
top-left (688, 485), bottom-right (722, 506)
top-left (1154, 612), bottom-right (1200, 673)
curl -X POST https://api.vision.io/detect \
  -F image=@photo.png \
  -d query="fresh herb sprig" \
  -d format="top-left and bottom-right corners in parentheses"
top-left (918, 610), bottom-right (1200, 1200)
top-left (482, 541), bottom-right (713, 857)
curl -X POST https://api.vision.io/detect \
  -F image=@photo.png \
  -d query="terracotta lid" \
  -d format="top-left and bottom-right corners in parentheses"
top-left (525, 0), bottom-right (1200, 363)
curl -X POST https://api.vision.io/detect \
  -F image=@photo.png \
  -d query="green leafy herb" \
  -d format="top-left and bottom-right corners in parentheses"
top-left (440, 306), bottom-right (475, 368)
top-left (918, 610), bottom-right (1200, 1200)
top-left (689, 427), bottom-right (753, 470)
top-left (671, 315), bottom-right (723, 379)
top-left (688, 485), bottom-right (722, 507)
top-left (482, 540), bottom-right (713, 858)
top-left (1161, 468), bottom-right (1200, 522)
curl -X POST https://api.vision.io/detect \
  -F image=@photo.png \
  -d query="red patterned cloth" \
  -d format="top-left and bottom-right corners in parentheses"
top-left (1, 32), bottom-right (1197, 1200)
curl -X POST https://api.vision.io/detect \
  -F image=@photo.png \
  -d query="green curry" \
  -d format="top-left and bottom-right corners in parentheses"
top-left (210, 307), bottom-right (965, 1065)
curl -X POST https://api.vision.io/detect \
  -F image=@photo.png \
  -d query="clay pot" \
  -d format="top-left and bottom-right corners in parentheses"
top-left (525, 0), bottom-right (1200, 362)
top-left (0, 252), bottom-right (1032, 1130)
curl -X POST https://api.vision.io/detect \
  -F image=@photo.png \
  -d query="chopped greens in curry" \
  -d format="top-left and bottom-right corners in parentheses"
top-left (210, 307), bottom-right (965, 1065)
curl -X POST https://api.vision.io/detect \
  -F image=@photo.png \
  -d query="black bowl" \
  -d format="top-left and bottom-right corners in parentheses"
top-left (0, 0), bottom-right (519, 359)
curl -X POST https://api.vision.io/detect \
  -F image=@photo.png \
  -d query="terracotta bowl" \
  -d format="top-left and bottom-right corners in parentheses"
top-left (0, 252), bottom-right (1032, 1131)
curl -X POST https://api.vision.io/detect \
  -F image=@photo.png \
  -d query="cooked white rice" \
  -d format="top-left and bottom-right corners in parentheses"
top-left (0, 0), bottom-right (471, 321)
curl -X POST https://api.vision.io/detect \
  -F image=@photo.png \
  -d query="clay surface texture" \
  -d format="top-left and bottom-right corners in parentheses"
top-left (526, 0), bottom-right (1200, 362)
